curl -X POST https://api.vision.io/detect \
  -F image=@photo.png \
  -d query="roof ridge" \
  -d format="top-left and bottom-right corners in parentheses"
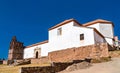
top-left (25, 40), bottom-right (48, 48)
top-left (95, 19), bottom-right (111, 22)
top-left (49, 18), bottom-right (81, 30)
top-left (83, 19), bottom-right (113, 26)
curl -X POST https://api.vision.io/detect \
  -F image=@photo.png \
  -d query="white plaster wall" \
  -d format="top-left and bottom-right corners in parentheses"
top-left (49, 22), bottom-right (73, 42)
top-left (24, 43), bottom-right (49, 59)
top-left (40, 43), bottom-right (49, 56)
top-left (86, 23), bottom-right (100, 31)
top-left (86, 23), bottom-right (114, 45)
top-left (94, 31), bottom-right (105, 44)
top-left (48, 21), bottom-right (74, 52)
top-left (99, 23), bottom-right (114, 38)
top-left (24, 47), bottom-right (35, 59)
top-left (86, 23), bottom-right (113, 38)
top-left (48, 21), bottom-right (95, 52)
top-left (72, 25), bottom-right (95, 46)
top-left (99, 23), bottom-right (114, 45)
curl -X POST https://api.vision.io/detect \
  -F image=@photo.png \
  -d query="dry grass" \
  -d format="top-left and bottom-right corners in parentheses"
top-left (109, 50), bottom-right (120, 57)
top-left (0, 64), bottom-right (18, 73)
top-left (91, 57), bottom-right (111, 63)
top-left (0, 63), bottom-right (50, 73)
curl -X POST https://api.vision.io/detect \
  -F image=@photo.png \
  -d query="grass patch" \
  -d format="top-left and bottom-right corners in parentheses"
top-left (0, 64), bottom-right (18, 73)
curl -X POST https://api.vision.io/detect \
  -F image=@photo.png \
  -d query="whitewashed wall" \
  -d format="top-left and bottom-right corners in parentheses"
top-left (24, 43), bottom-right (49, 59)
top-left (87, 23), bottom-right (114, 38)
top-left (99, 23), bottom-right (113, 38)
top-left (48, 21), bottom-right (95, 52)
top-left (86, 23), bottom-right (114, 45)
top-left (87, 23), bottom-right (100, 31)
top-left (99, 23), bottom-right (114, 45)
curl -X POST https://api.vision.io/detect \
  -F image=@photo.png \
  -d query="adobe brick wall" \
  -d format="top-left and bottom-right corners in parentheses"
top-left (31, 56), bottom-right (49, 64)
top-left (48, 43), bottom-right (109, 62)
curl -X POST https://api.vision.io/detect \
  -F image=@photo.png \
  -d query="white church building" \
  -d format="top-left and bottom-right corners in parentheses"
top-left (24, 19), bottom-right (114, 59)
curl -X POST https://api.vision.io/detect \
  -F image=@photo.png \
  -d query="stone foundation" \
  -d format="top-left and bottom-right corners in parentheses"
top-left (20, 60), bottom-right (91, 73)
top-left (48, 43), bottom-right (109, 62)
top-left (31, 56), bottom-right (49, 64)
top-left (20, 62), bottom-right (74, 73)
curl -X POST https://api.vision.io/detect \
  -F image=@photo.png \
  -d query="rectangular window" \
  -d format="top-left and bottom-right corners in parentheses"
top-left (57, 28), bottom-right (62, 36)
top-left (80, 34), bottom-right (84, 40)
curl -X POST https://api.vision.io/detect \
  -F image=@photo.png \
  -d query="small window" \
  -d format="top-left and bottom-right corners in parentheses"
top-left (80, 34), bottom-right (84, 40)
top-left (57, 28), bottom-right (62, 36)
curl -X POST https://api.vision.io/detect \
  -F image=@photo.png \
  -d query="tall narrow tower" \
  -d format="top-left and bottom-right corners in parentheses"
top-left (8, 36), bottom-right (24, 60)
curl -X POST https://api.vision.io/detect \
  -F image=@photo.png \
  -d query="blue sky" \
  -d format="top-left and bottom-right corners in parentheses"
top-left (0, 0), bottom-right (120, 59)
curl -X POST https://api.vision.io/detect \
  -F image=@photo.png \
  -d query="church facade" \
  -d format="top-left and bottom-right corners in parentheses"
top-left (23, 19), bottom-right (114, 59)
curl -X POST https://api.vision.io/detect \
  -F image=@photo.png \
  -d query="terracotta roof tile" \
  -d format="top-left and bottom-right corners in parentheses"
top-left (25, 40), bottom-right (48, 48)
top-left (49, 18), bottom-right (82, 30)
top-left (83, 19), bottom-right (114, 27)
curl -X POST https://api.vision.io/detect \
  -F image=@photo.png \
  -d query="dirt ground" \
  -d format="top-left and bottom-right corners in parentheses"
top-left (59, 58), bottom-right (120, 73)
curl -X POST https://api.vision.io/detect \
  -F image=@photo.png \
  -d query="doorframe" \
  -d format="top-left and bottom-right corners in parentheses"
top-left (34, 47), bottom-right (41, 58)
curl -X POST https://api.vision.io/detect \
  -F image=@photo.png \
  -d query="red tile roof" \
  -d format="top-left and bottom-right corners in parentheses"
top-left (49, 18), bottom-right (82, 30)
top-left (82, 19), bottom-right (114, 27)
top-left (25, 40), bottom-right (48, 48)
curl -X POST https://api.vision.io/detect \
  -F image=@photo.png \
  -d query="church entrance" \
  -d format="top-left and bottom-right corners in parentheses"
top-left (35, 51), bottom-right (38, 58)
top-left (34, 47), bottom-right (41, 59)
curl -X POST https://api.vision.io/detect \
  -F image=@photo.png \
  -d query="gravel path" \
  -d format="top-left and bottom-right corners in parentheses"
top-left (59, 58), bottom-right (120, 73)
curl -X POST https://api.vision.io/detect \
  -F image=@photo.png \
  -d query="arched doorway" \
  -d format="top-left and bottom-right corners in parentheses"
top-left (34, 47), bottom-right (41, 58)
top-left (35, 51), bottom-right (38, 58)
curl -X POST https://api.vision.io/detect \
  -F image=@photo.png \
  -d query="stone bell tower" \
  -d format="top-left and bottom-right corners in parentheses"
top-left (8, 36), bottom-right (24, 60)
